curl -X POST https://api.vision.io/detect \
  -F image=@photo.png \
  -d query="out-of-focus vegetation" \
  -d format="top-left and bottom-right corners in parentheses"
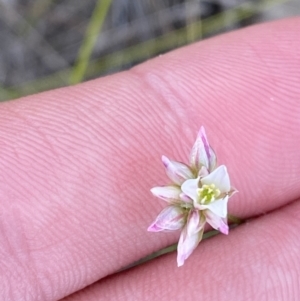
top-left (0, 0), bottom-right (299, 101)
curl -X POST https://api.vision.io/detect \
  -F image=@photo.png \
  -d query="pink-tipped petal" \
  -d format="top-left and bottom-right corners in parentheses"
top-left (189, 126), bottom-right (216, 171)
top-left (147, 206), bottom-right (186, 232)
top-left (177, 228), bottom-right (187, 267)
top-left (186, 210), bottom-right (206, 237)
top-left (162, 156), bottom-right (194, 185)
top-left (186, 210), bottom-right (200, 237)
top-left (205, 210), bottom-right (229, 235)
top-left (150, 186), bottom-right (181, 203)
top-left (200, 126), bottom-right (210, 159)
top-left (201, 196), bottom-right (229, 218)
top-left (147, 223), bottom-right (164, 232)
top-left (181, 177), bottom-right (200, 203)
top-left (201, 165), bottom-right (231, 193)
top-left (219, 222), bottom-right (229, 235)
top-left (177, 225), bottom-right (204, 267)
top-left (208, 147), bottom-right (217, 171)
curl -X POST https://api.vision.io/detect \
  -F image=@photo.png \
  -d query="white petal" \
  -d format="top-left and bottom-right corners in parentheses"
top-left (147, 206), bottom-right (185, 232)
top-left (177, 226), bottom-right (204, 267)
top-left (181, 177), bottom-right (200, 203)
top-left (162, 156), bottom-right (194, 185)
top-left (205, 210), bottom-right (229, 235)
top-left (186, 210), bottom-right (205, 237)
top-left (201, 196), bottom-right (229, 218)
top-left (201, 165), bottom-right (231, 193)
top-left (150, 186), bottom-right (181, 203)
top-left (189, 126), bottom-right (216, 171)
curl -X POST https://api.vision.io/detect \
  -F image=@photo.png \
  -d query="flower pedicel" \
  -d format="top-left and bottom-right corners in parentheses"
top-left (148, 126), bottom-right (237, 266)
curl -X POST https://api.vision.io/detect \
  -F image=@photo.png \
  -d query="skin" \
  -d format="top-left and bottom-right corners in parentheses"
top-left (0, 17), bottom-right (299, 301)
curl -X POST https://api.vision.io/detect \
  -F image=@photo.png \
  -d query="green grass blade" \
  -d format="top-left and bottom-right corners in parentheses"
top-left (2, 0), bottom-right (288, 101)
top-left (69, 0), bottom-right (112, 84)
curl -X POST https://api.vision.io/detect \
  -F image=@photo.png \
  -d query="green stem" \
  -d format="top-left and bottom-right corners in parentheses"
top-left (120, 229), bottom-right (221, 271)
top-left (119, 243), bottom-right (178, 271)
top-left (120, 216), bottom-right (243, 270)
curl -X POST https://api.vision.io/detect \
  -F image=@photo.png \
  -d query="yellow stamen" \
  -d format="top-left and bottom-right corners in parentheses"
top-left (197, 184), bottom-right (221, 204)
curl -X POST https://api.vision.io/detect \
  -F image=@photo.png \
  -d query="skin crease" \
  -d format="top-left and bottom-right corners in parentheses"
top-left (0, 17), bottom-right (299, 301)
top-left (63, 199), bottom-right (300, 301)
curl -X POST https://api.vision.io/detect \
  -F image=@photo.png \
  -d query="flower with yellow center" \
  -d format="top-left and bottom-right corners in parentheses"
top-left (148, 126), bottom-right (237, 267)
top-left (182, 165), bottom-right (233, 229)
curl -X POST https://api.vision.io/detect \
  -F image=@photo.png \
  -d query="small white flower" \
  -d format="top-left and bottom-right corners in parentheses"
top-left (182, 165), bottom-right (234, 232)
top-left (148, 126), bottom-right (237, 266)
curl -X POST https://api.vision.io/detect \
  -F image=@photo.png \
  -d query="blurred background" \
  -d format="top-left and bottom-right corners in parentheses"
top-left (0, 0), bottom-right (299, 102)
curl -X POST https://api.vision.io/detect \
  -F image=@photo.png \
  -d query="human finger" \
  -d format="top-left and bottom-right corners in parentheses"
top-left (62, 198), bottom-right (300, 301)
top-left (0, 17), bottom-right (300, 301)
